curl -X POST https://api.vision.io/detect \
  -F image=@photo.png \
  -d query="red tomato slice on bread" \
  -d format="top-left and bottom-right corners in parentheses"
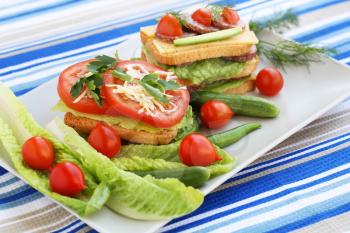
top-left (103, 60), bottom-right (189, 128)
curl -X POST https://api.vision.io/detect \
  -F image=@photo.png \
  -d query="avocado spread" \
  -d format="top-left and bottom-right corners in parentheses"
top-left (53, 101), bottom-right (195, 134)
top-left (142, 46), bottom-right (246, 85)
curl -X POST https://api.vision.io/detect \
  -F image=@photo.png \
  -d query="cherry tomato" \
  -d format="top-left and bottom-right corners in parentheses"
top-left (256, 67), bottom-right (284, 96)
top-left (191, 8), bottom-right (212, 26)
top-left (49, 162), bottom-right (85, 197)
top-left (58, 59), bottom-right (110, 115)
top-left (88, 123), bottom-right (121, 158)
top-left (103, 60), bottom-right (190, 128)
top-left (200, 100), bottom-right (234, 129)
top-left (22, 136), bottom-right (55, 170)
top-left (156, 14), bottom-right (183, 38)
top-left (222, 7), bottom-right (240, 25)
top-left (179, 133), bottom-right (221, 166)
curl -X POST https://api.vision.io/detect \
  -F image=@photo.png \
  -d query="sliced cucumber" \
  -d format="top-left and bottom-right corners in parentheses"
top-left (174, 28), bottom-right (242, 46)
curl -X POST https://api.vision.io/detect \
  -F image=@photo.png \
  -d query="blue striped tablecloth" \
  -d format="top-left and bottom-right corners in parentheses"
top-left (1, 0), bottom-right (350, 232)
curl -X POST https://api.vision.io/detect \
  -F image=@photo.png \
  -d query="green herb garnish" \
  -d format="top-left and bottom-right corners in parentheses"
top-left (250, 9), bottom-right (299, 34)
top-left (87, 55), bottom-right (116, 73)
top-left (70, 74), bottom-right (104, 106)
top-left (140, 73), bottom-right (180, 103)
top-left (111, 67), bottom-right (132, 82)
top-left (70, 52), bottom-right (119, 107)
top-left (257, 40), bottom-right (336, 70)
top-left (249, 9), bottom-right (335, 69)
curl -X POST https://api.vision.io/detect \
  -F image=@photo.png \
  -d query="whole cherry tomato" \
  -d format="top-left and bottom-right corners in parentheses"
top-left (22, 136), bottom-right (55, 170)
top-left (200, 100), bottom-right (234, 129)
top-left (192, 8), bottom-right (212, 26)
top-left (179, 133), bottom-right (221, 166)
top-left (223, 7), bottom-right (240, 24)
top-left (156, 14), bottom-right (183, 38)
top-left (88, 123), bottom-right (121, 158)
top-left (256, 67), bottom-right (284, 96)
top-left (49, 162), bottom-right (85, 197)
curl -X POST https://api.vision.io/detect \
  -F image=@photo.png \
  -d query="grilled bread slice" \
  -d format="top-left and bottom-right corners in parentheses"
top-left (140, 26), bottom-right (259, 65)
top-left (64, 112), bottom-right (177, 145)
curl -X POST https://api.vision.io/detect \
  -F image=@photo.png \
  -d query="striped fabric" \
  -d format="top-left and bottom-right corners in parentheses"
top-left (0, 0), bottom-right (350, 232)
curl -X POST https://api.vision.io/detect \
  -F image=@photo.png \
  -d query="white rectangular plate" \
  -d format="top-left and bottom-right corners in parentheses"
top-left (1, 31), bottom-right (350, 233)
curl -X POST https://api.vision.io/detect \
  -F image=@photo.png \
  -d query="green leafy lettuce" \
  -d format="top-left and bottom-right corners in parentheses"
top-left (48, 118), bottom-right (204, 220)
top-left (0, 85), bottom-right (110, 216)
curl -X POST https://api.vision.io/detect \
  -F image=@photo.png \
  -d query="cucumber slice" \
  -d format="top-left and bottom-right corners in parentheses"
top-left (174, 28), bottom-right (242, 46)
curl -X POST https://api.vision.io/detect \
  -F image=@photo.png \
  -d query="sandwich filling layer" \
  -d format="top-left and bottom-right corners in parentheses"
top-left (53, 101), bottom-right (195, 135)
top-left (142, 46), bottom-right (258, 86)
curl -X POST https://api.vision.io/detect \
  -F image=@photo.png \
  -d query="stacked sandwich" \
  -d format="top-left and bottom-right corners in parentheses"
top-left (141, 5), bottom-right (259, 94)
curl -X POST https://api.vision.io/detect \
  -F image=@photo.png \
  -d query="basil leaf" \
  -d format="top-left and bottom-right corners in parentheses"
top-left (140, 82), bottom-right (169, 103)
top-left (92, 75), bottom-right (104, 87)
top-left (95, 55), bottom-right (116, 66)
top-left (89, 89), bottom-right (103, 107)
top-left (157, 79), bottom-right (180, 90)
top-left (70, 79), bottom-right (84, 98)
top-left (141, 73), bottom-right (165, 91)
top-left (111, 67), bottom-right (132, 82)
top-left (86, 80), bottom-right (96, 91)
top-left (87, 61), bottom-right (106, 73)
top-left (142, 73), bottom-right (160, 83)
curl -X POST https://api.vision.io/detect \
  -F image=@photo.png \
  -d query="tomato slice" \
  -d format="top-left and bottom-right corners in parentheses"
top-left (156, 14), bottom-right (183, 38)
top-left (222, 7), bottom-right (240, 25)
top-left (191, 8), bottom-right (212, 26)
top-left (58, 59), bottom-right (110, 114)
top-left (103, 60), bottom-right (190, 128)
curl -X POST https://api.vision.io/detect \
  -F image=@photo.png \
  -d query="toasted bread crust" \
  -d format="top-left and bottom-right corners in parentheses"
top-left (64, 113), bottom-right (177, 145)
top-left (141, 26), bottom-right (259, 65)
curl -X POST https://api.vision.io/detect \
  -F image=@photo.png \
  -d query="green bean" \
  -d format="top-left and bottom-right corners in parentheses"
top-left (208, 122), bottom-right (261, 148)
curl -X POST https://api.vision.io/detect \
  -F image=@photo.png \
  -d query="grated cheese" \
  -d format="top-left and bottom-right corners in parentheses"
top-left (109, 82), bottom-right (177, 116)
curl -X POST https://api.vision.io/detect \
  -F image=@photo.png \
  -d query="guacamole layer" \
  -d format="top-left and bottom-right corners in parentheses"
top-left (53, 101), bottom-right (195, 134)
top-left (142, 46), bottom-right (247, 85)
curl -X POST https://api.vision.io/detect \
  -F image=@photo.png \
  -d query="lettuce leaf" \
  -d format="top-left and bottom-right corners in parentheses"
top-left (48, 118), bottom-right (204, 220)
top-left (113, 156), bottom-right (185, 171)
top-left (0, 84), bottom-right (110, 216)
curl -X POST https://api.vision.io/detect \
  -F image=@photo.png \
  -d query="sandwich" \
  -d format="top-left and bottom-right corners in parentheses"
top-left (54, 58), bottom-right (197, 145)
top-left (140, 5), bottom-right (259, 94)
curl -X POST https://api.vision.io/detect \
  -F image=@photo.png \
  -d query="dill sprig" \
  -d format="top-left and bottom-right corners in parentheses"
top-left (249, 9), bottom-right (336, 69)
top-left (250, 9), bottom-right (299, 34)
top-left (257, 40), bottom-right (336, 70)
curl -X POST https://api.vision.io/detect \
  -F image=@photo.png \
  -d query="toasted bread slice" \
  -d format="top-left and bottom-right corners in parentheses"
top-left (141, 26), bottom-right (259, 65)
top-left (64, 112), bottom-right (177, 145)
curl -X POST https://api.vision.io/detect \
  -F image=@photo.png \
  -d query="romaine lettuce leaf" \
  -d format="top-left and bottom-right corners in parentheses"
top-left (113, 156), bottom-right (185, 171)
top-left (48, 118), bottom-right (204, 220)
top-left (0, 118), bottom-right (109, 216)
top-left (0, 84), bottom-right (109, 215)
